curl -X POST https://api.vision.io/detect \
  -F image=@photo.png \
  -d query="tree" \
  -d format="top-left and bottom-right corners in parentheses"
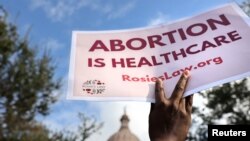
top-left (187, 1), bottom-right (250, 140)
top-left (0, 6), bottom-right (61, 140)
top-left (49, 112), bottom-right (103, 141)
top-left (192, 78), bottom-right (250, 140)
top-left (7, 122), bottom-right (51, 141)
top-left (50, 130), bottom-right (77, 141)
top-left (241, 0), bottom-right (250, 15)
top-left (78, 112), bottom-right (103, 141)
top-left (188, 78), bottom-right (250, 141)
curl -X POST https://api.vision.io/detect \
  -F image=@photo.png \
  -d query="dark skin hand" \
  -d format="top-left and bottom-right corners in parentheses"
top-left (149, 70), bottom-right (193, 141)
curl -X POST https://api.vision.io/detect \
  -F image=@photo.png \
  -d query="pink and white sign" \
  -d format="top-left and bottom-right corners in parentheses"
top-left (67, 3), bottom-right (250, 102)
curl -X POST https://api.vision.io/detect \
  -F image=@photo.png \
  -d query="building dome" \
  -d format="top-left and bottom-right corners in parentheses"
top-left (107, 109), bottom-right (140, 141)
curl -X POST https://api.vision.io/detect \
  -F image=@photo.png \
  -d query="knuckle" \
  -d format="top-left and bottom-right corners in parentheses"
top-left (167, 104), bottom-right (179, 117)
top-left (180, 109), bottom-right (187, 117)
top-left (181, 75), bottom-right (188, 81)
top-left (170, 101), bottom-right (179, 111)
top-left (157, 100), bottom-right (166, 108)
top-left (155, 87), bottom-right (163, 93)
top-left (175, 84), bottom-right (185, 92)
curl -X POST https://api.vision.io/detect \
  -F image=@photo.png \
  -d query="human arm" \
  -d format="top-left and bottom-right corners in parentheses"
top-left (149, 70), bottom-right (193, 141)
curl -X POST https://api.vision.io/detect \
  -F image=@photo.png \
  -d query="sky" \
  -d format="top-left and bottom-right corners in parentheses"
top-left (0, 0), bottom-right (246, 141)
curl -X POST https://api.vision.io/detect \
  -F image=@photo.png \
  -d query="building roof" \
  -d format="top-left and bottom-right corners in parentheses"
top-left (107, 109), bottom-right (140, 141)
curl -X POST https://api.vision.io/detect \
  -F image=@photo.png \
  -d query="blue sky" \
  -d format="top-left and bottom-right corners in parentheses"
top-left (0, 0), bottom-right (246, 140)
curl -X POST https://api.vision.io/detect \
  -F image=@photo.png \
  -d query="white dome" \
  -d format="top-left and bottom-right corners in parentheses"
top-left (107, 110), bottom-right (140, 141)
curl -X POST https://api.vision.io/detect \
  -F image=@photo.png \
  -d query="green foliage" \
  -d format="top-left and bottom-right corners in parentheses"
top-left (3, 122), bottom-right (51, 141)
top-left (0, 6), bottom-right (61, 140)
top-left (199, 79), bottom-right (250, 124)
top-left (188, 79), bottom-right (250, 141)
top-left (0, 6), bottom-right (104, 141)
top-left (241, 0), bottom-right (250, 15)
top-left (187, 1), bottom-right (250, 140)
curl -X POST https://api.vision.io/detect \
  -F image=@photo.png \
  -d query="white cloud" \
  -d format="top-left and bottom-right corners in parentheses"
top-left (30, 0), bottom-right (136, 22)
top-left (30, 0), bottom-right (50, 8)
top-left (42, 38), bottom-right (64, 50)
top-left (148, 12), bottom-right (170, 26)
top-left (108, 1), bottom-right (136, 19)
top-left (82, 1), bottom-right (113, 14)
top-left (30, 0), bottom-right (75, 21)
top-left (48, 1), bottom-right (74, 21)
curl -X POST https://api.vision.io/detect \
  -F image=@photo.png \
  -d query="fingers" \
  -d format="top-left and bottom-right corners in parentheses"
top-left (170, 70), bottom-right (190, 103)
top-left (154, 79), bottom-right (166, 104)
top-left (185, 94), bottom-right (193, 114)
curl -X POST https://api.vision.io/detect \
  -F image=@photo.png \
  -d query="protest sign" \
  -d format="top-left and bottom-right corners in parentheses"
top-left (67, 3), bottom-right (250, 102)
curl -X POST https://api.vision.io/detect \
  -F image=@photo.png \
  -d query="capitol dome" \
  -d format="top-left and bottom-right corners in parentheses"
top-left (107, 110), bottom-right (140, 141)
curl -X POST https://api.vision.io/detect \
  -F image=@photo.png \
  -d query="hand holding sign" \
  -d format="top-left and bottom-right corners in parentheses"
top-left (68, 3), bottom-right (250, 102)
top-left (149, 71), bottom-right (193, 141)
